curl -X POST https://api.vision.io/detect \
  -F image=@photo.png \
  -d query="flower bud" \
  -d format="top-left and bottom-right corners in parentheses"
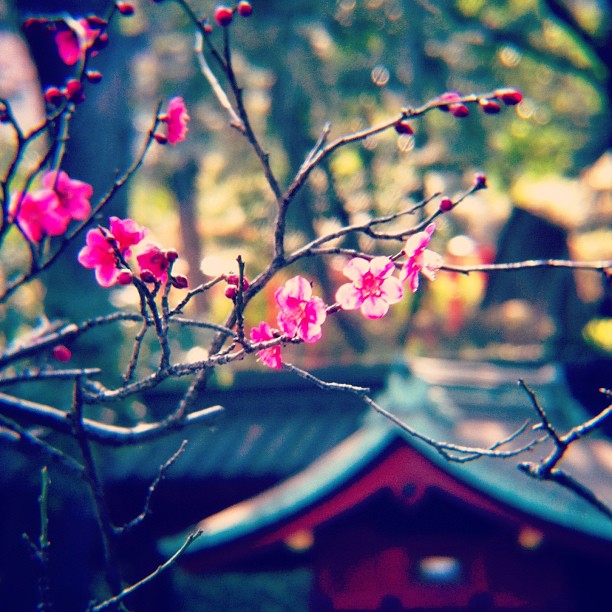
top-left (214, 5), bottom-right (234, 27)
top-left (117, 270), bottom-right (133, 285)
top-left (200, 19), bottom-right (214, 33)
top-left (495, 87), bottom-right (523, 106)
top-left (479, 98), bottom-right (501, 114)
top-left (165, 248), bottom-right (179, 263)
top-left (116, 2), bottom-right (135, 16)
top-left (65, 79), bottom-right (85, 104)
top-left (394, 119), bottom-right (414, 135)
top-left (224, 285), bottom-right (238, 300)
top-left (44, 86), bottom-right (64, 105)
top-left (52, 345), bottom-right (72, 363)
top-left (171, 274), bottom-right (189, 289)
top-left (153, 132), bottom-right (168, 144)
top-left (439, 197), bottom-right (453, 212)
top-left (237, 2), bottom-right (253, 17)
top-left (474, 173), bottom-right (487, 189)
top-left (449, 103), bottom-right (469, 118)
top-left (86, 16), bottom-right (107, 28)
top-left (85, 70), bottom-right (103, 84)
top-left (437, 92), bottom-right (461, 112)
top-left (140, 270), bottom-right (157, 283)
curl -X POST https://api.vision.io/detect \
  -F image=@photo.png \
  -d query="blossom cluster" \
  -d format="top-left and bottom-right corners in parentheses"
top-left (250, 223), bottom-right (442, 369)
top-left (10, 171), bottom-right (92, 242)
top-left (77, 217), bottom-right (187, 289)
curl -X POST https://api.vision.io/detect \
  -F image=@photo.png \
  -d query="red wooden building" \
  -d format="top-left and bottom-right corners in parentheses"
top-left (159, 358), bottom-right (612, 610)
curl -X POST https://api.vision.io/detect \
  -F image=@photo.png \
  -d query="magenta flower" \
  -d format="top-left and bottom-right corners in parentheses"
top-left (137, 244), bottom-right (170, 283)
top-left (78, 229), bottom-right (124, 288)
top-left (42, 170), bottom-right (92, 222)
top-left (335, 256), bottom-right (403, 319)
top-left (160, 97), bottom-right (189, 145)
top-left (250, 322), bottom-right (282, 369)
top-left (55, 19), bottom-right (99, 66)
top-left (400, 223), bottom-right (443, 293)
top-left (275, 276), bottom-right (326, 344)
top-left (78, 217), bottom-right (146, 288)
top-left (9, 189), bottom-right (69, 242)
top-left (109, 216), bottom-right (146, 254)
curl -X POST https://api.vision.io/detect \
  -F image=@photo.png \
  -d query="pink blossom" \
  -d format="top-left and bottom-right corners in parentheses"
top-left (55, 19), bottom-right (99, 66)
top-left (9, 189), bottom-right (69, 242)
top-left (400, 223), bottom-right (443, 292)
top-left (161, 97), bottom-right (189, 145)
top-left (77, 217), bottom-right (146, 288)
top-left (108, 216), bottom-right (146, 255)
top-left (250, 322), bottom-right (282, 369)
top-left (335, 256), bottom-right (403, 319)
top-left (137, 244), bottom-right (170, 283)
top-left (78, 228), bottom-right (124, 288)
top-left (42, 171), bottom-right (92, 222)
top-left (275, 276), bottom-right (326, 344)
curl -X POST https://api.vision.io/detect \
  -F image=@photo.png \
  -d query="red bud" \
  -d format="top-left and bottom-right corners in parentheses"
top-left (479, 99), bottom-right (501, 114)
top-left (495, 88), bottom-right (523, 106)
top-left (237, 1), bottom-right (253, 17)
top-left (44, 86), bottom-right (64, 105)
top-left (449, 103), bottom-right (469, 118)
top-left (394, 119), bottom-right (414, 135)
top-left (85, 70), bottom-right (103, 84)
top-left (117, 270), bottom-right (133, 285)
top-left (214, 5), bottom-right (234, 27)
top-left (171, 274), bottom-right (189, 289)
top-left (439, 197), bottom-right (453, 212)
top-left (52, 345), bottom-right (72, 363)
top-left (116, 2), bottom-right (135, 16)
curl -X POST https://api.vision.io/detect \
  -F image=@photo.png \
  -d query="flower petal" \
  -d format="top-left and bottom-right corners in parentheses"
top-left (361, 296), bottom-right (389, 319)
top-left (369, 256), bottom-right (395, 279)
top-left (335, 283), bottom-right (363, 310)
top-left (380, 276), bottom-right (404, 304)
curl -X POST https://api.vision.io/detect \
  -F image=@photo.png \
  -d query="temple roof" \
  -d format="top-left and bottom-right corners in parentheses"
top-left (159, 358), bottom-right (612, 559)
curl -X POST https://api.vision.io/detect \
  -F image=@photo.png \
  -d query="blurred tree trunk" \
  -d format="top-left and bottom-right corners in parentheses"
top-left (13, 1), bottom-right (137, 322)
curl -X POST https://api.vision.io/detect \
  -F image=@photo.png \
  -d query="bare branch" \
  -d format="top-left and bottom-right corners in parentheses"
top-left (89, 529), bottom-right (204, 612)
top-left (0, 391), bottom-right (223, 446)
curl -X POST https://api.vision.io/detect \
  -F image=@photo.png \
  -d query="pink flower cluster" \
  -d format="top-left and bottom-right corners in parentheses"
top-left (335, 223), bottom-right (443, 316)
top-left (78, 217), bottom-right (187, 289)
top-left (10, 170), bottom-right (92, 242)
top-left (250, 276), bottom-right (327, 369)
top-left (250, 225), bottom-right (443, 369)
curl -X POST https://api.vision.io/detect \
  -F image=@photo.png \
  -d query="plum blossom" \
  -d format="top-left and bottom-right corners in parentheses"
top-left (160, 97), bottom-right (189, 145)
top-left (275, 276), bottom-right (326, 344)
top-left (78, 217), bottom-right (146, 288)
top-left (250, 322), bottom-right (282, 369)
top-left (137, 245), bottom-right (170, 283)
top-left (108, 216), bottom-right (146, 253)
top-left (55, 19), bottom-right (100, 66)
top-left (10, 171), bottom-right (94, 243)
top-left (335, 256), bottom-right (403, 319)
top-left (42, 170), bottom-right (92, 222)
top-left (400, 223), bottom-right (443, 293)
top-left (9, 189), bottom-right (69, 242)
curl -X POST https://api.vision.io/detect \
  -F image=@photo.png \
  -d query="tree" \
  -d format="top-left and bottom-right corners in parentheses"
top-left (0, 2), bottom-right (610, 609)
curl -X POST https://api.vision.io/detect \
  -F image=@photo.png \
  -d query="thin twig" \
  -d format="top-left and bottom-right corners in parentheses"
top-left (89, 529), bottom-right (204, 612)
top-left (117, 440), bottom-right (188, 534)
